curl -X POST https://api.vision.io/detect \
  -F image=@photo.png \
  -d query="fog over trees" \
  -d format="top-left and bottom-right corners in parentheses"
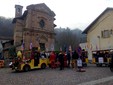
top-left (54, 27), bottom-right (86, 51)
top-left (0, 16), bottom-right (14, 37)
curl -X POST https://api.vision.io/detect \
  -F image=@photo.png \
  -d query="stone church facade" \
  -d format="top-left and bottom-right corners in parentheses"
top-left (13, 3), bottom-right (56, 51)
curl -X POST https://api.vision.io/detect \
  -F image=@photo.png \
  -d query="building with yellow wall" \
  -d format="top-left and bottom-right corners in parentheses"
top-left (82, 8), bottom-right (113, 60)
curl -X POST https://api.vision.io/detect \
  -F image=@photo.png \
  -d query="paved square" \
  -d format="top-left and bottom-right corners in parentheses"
top-left (0, 64), bottom-right (113, 85)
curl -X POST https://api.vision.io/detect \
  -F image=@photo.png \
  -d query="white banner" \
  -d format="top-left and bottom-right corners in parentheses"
top-left (77, 58), bottom-right (82, 67)
top-left (98, 57), bottom-right (104, 63)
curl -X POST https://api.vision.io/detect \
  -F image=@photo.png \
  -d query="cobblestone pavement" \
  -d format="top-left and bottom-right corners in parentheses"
top-left (0, 64), bottom-right (113, 85)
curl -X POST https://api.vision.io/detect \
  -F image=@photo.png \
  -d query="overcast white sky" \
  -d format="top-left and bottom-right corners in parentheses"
top-left (0, 0), bottom-right (113, 30)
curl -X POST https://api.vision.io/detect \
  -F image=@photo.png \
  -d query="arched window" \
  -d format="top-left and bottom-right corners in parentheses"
top-left (39, 19), bottom-right (45, 28)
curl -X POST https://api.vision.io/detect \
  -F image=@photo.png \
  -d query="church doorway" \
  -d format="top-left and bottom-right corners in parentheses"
top-left (39, 43), bottom-right (45, 51)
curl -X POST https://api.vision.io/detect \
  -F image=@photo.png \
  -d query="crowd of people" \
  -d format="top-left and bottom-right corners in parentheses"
top-left (48, 49), bottom-right (87, 70)
top-left (15, 48), bottom-right (88, 71)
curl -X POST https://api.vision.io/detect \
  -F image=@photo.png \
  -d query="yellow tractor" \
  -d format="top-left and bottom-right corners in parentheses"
top-left (10, 50), bottom-right (48, 72)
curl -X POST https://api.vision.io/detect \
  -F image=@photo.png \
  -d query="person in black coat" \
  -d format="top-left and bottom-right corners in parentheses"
top-left (72, 50), bottom-right (79, 68)
top-left (59, 51), bottom-right (64, 70)
top-left (34, 51), bottom-right (40, 66)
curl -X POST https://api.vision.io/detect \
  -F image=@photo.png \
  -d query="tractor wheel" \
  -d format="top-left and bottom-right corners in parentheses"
top-left (23, 65), bottom-right (30, 72)
top-left (41, 63), bottom-right (46, 69)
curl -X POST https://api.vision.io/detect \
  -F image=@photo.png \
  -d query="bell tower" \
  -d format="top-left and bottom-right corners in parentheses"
top-left (15, 5), bottom-right (23, 17)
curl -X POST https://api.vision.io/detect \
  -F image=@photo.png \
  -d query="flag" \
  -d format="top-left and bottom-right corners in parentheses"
top-left (77, 46), bottom-right (82, 56)
top-left (90, 44), bottom-right (93, 50)
top-left (77, 46), bottom-right (82, 53)
top-left (85, 45), bottom-right (88, 51)
top-left (21, 41), bottom-right (25, 51)
top-left (51, 44), bottom-right (54, 51)
top-left (69, 45), bottom-right (72, 51)
top-left (30, 42), bottom-right (33, 50)
top-left (96, 45), bottom-right (98, 50)
top-left (60, 47), bottom-right (62, 51)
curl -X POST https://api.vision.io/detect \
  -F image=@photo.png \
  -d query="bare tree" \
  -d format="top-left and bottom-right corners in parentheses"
top-left (54, 27), bottom-right (86, 51)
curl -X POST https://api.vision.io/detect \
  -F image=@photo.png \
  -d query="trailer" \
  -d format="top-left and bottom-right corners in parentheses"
top-left (92, 50), bottom-right (111, 67)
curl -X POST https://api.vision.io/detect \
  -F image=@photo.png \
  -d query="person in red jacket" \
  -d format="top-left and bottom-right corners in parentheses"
top-left (49, 51), bottom-right (56, 69)
top-left (64, 52), bottom-right (67, 67)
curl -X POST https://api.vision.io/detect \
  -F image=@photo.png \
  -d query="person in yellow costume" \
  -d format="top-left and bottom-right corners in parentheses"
top-left (17, 51), bottom-right (22, 61)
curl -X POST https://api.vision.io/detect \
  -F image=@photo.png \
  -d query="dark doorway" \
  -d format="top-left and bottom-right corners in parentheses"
top-left (39, 43), bottom-right (45, 51)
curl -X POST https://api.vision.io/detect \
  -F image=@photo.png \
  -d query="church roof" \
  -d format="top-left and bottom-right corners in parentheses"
top-left (12, 3), bottom-right (55, 23)
top-left (27, 3), bottom-right (55, 17)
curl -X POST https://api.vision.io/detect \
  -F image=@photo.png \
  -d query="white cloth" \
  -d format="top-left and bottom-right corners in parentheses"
top-left (77, 58), bottom-right (82, 67)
